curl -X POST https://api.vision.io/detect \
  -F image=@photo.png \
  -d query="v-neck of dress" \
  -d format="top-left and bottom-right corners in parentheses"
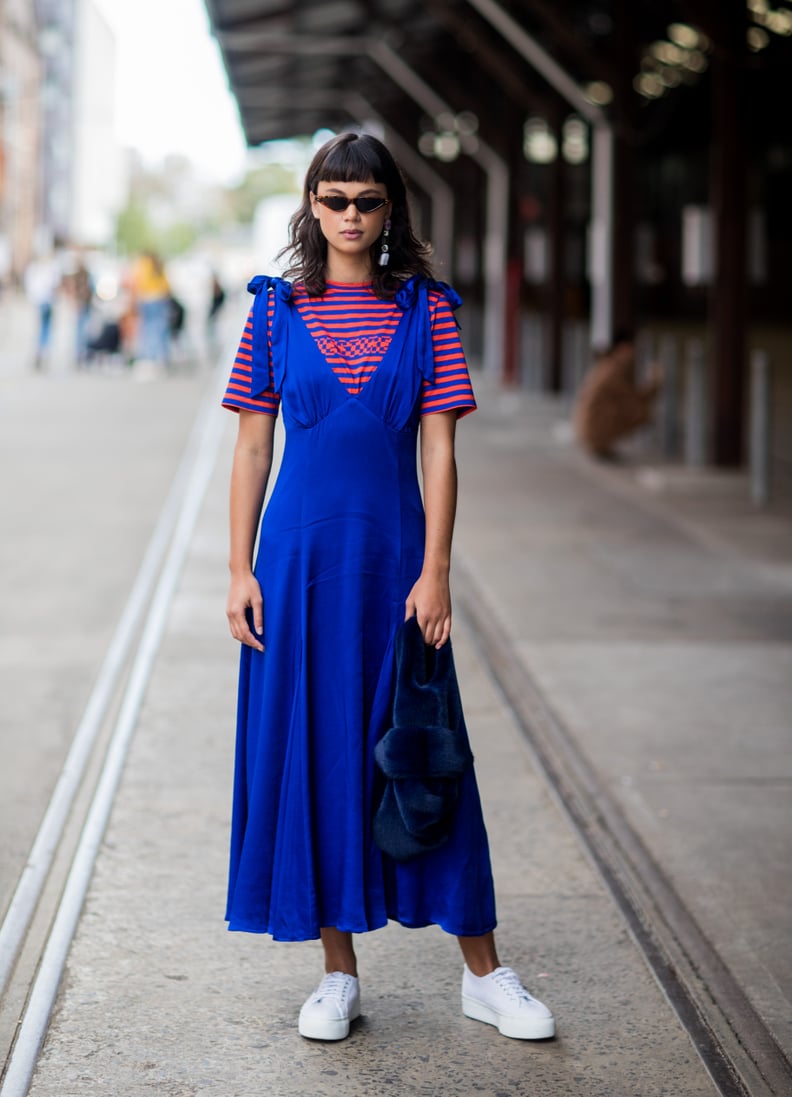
top-left (295, 281), bottom-right (409, 400)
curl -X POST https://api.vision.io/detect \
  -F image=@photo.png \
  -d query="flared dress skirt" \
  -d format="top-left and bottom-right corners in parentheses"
top-left (225, 278), bottom-right (497, 941)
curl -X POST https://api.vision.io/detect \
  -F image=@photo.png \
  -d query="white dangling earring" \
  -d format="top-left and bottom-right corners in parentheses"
top-left (379, 219), bottom-right (392, 267)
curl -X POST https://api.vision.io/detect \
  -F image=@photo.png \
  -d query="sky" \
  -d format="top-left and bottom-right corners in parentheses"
top-left (93, 0), bottom-right (250, 184)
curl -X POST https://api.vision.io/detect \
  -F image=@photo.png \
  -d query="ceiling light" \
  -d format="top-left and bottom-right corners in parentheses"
top-left (667, 23), bottom-right (699, 49)
top-left (583, 80), bottom-right (613, 106)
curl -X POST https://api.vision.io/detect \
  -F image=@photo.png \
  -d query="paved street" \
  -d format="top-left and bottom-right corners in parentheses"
top-left (0, 293), bottom-right (209, 929)
top-left (453, 387), bottom-right (792, 1096)
top-left (1, 302), bottom-right (790, 1095)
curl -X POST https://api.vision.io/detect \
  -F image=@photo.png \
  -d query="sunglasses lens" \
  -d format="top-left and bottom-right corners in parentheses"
top-left (317, 195), bottom-right (387, 213)
top-left (356, 197), bottom-right (386, 213)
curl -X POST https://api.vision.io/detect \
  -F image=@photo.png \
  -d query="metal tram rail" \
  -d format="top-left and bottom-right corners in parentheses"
top-left (0, 364), bottom-right (229, 1097)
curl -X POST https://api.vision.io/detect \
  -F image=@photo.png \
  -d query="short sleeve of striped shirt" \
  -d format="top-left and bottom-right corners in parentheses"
top-left (421, 291), bottom-right (476, 417)
top-left (221, 304), bottom-right (280, 416)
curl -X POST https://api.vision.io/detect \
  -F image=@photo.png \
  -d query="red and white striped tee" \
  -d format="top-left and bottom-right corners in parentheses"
top-left (222, 281), bottom-right (476, 417)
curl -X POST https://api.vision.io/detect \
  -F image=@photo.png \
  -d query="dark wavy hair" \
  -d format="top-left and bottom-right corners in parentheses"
top-left (278, 132), bottom-right (433, 298)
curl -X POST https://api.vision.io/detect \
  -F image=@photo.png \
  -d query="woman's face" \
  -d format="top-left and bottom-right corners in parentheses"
top-left (310, 178), bottom-right (391, 265)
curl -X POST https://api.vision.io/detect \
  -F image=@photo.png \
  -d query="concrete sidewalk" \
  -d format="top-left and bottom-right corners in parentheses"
top-left (453, 382), bottom-right (792, 1094)
top-left (19, 374), bottom-right (791, 1096)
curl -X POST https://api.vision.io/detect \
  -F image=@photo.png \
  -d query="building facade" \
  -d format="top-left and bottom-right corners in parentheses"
top-left (0, 0), bottom-right (41, 281)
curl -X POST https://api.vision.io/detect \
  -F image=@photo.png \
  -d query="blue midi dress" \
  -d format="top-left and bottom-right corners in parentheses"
top-left (224, 275), bottom-right (496, 941)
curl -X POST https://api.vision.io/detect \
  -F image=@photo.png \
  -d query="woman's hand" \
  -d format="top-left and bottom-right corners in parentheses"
top-left (227, 570), bottom-right (265, 651)
top-left (405, 570), bottom-right (452, 649)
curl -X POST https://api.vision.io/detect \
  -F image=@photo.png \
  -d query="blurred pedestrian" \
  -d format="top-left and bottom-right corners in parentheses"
top-left (573, 329), bottom-right (663, 459)
top-left (168, 292), bottom-right (186, 339)
top-left (129, 250), bottom-right (171, 366)
top-left (84, 314), bottom-right (122, 365)
top-left (23, 250), bottom-right (62, 369)
top-left (209, 271), bottom-right (225, 323)
top-left (206, 270), bottom-right (226, 350)
top-left (63, 252), bottom-right (95, 366)
top-left (223, 132), bottom-right (555, 1044)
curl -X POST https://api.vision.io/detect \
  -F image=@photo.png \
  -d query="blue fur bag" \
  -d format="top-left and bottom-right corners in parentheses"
top-left (373, 615), bottom-right (474, 862)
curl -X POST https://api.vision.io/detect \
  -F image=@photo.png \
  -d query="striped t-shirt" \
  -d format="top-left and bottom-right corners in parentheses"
top-left (222, 281), bottom-right (476, 417)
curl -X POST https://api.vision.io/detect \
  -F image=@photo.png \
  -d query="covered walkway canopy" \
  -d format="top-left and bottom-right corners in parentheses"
top-left (205, 0), bottom-right (792, 472)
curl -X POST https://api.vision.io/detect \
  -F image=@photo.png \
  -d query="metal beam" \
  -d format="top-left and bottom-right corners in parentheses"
top-left (589, 124), bottom-right (614, 349)
top-left (463, 0), bottom-right (605, 125)
top-left (463, 0), bottom-right (615, 347)
top-left (425, 0), bottom-right (556, 117)
top-left (516, 0), bottom-right (621, 89)
top-left (218, 31), bottom-right (370, 54)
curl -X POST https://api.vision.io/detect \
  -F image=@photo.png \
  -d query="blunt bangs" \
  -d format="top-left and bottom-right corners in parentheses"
top-left (310, 134), bottom-right (402, 197)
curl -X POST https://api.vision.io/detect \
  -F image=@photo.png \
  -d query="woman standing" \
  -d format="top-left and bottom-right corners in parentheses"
top-left (129, 249), bottom-right (171, 367)
top-left (223, 132), bottom-right (554, 1043)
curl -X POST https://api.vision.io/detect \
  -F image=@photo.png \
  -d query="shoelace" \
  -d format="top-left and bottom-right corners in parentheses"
top-left (313, 972), bottom-right (353, 1003)
top-left (490, 967), bottom-right (534, 1005)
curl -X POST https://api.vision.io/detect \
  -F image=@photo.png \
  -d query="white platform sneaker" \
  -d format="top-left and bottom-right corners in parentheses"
top-left (462, 965), bottom-right (555, 1040)
top-left (298, 972), bottom-right (361, 1041)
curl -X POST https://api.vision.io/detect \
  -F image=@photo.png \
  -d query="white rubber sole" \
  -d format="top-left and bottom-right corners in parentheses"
top-left (298, 1000), bottom-right (361, 1041)
top-left (462, 995), bottom-right (556, 1040)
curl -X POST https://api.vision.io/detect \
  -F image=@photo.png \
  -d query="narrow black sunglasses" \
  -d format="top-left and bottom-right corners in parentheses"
top-left (314, 193), bottom-right (388, 214)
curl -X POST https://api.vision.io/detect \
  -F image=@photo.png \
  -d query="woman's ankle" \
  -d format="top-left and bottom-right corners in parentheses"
top-left (320, 928), bottom-right (358, 977)
top-left (457, 931), bottom-right (500, 976)
top-left (324, 962), bottom-right (358, 977)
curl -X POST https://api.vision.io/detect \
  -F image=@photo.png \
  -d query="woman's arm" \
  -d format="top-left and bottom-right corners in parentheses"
top-left (405, 410), bottom-right (458, 649)
top-left (226, 410), bottom-right (276, 651)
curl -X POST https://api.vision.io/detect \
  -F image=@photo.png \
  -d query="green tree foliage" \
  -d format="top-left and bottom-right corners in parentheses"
top-left (227, 163), bottom-right (301, 223)
top-left (116, 200), bottom-right (156, 256)
top-left (114, 152), bottom-right (303, 257)
top-left (115, 200), bottom-right (200, 258)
